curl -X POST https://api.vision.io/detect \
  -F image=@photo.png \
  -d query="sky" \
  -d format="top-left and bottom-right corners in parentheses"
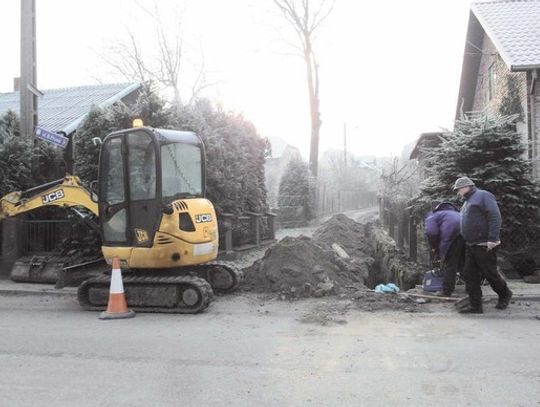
top-left (0, 0), bottom-right (473, 158)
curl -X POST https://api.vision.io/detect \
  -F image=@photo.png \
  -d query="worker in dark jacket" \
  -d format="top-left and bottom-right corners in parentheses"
top-left (425, 202), bottom-right (464, 296)
top-left (453, 176), bottom-right (513, 313)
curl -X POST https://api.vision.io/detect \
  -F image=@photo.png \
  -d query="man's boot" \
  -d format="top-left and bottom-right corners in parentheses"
top-left (496, 289), bottom-right (513, 310)
top-left (458, 304), bottom-right (483, 314)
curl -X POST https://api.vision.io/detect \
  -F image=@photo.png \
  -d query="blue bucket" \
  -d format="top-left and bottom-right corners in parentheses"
top-left (423, 269), bottom-right (444, 292)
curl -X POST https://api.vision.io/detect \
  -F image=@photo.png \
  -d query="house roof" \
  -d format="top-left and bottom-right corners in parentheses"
top-left (267, 136), bottom-right (300, 159)
top-left (409, 132), bottom-right (443, 160)
top-left (456, 0), bottom-right (540, 119)
top-left (472, 0), bottom-right (540, 71)
top-left (0, 82), bottom-right (142, 134)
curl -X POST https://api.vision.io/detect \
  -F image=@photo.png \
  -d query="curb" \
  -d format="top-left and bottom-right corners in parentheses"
top-left (0, 287), bottom-right (77, 298)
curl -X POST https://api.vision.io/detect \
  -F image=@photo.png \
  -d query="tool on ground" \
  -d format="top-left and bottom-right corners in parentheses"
top-left (403, 292), bottom-right (458, 302)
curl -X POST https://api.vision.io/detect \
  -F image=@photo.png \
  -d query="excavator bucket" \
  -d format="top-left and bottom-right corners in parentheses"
top-left (10, 255), bottom-right (107, 286)
top-left (10, 255), bottom-right (67, 284)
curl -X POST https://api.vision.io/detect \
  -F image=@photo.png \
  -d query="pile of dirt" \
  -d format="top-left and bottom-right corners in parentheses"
top-left (243, 235), bottom-right (366, 298)
top-left (243, 214), bottom-right (377, 298)
top-left (313, 214), bottom-right (375, 277)
top-left (313, 214), bottom-right (370, 258)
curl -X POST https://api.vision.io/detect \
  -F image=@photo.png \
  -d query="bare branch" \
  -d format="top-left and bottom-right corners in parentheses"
top-left (309, 0), bottom-right (335, 34)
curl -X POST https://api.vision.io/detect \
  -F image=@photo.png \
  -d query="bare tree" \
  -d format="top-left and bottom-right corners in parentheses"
top-left (273, 0), bottom-right (334, 177)
top-left (380, 157), bottom-right (419, 199)
top-left (101, 1), bottom-right (213, 106)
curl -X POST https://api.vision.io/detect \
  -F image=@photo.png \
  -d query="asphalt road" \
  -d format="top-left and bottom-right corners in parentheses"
top-left (0, 292), bottom-right (539, 407)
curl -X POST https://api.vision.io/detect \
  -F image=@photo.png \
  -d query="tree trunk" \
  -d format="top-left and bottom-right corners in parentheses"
top-left (305, 41), bottom-right (321, 177)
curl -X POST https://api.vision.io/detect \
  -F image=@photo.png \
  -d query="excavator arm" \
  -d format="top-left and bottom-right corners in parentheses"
top-left (0, 175), bottom-right (99, 220)
top-left (1, 176), bottom-right (102, 285)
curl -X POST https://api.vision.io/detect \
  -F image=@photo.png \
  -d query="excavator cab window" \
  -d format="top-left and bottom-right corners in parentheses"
top-left (100, 136), bottom-right (127, 242)
top-left (128, 135), bottom-right (157, 201)
top-left (101, 137), bottom-right (125, 205)
top-left (161, 142), bottom-right (202, 201)
top-left (99, 131), bottom-right (160, 246)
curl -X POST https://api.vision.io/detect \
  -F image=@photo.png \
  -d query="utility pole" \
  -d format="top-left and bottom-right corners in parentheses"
top-left (343, 122), bottom-right (347, 170)
top-left (21, 0), bottom-right (43, 174)
top-left (20, 0), bottom-right (40, 141)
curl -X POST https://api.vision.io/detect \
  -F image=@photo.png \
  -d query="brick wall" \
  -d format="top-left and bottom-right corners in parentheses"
top-left (472, 35), bottom-right (528, 117)
top-left (532, 74), bottom-right (540, 177)
top-left (471, 34), bottom-right (532, 164)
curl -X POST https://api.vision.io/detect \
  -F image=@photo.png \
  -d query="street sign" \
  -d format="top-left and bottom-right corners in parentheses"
top-left (35, 126), bottom-right (69, 149)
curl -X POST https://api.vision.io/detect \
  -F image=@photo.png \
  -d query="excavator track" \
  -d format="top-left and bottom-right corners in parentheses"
top-left (187, 262), bottom-right (244, 294)
top-left (77, 274), bottom-right (213, 314)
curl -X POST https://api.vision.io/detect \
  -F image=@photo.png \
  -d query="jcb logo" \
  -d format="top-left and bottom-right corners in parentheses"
top-left (195, 214), bottom-right (212, 223)
top-left (135, 228), bottom-right (149, 243)
top-left (42, 189), bottom-right (65, 204)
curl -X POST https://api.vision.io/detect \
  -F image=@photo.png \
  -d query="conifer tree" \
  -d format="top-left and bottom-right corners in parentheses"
top-left (0, 110), bottom-right (33, 196)
top-left (278, 157), bottom-right (315, 225)
top-left (0, 110), bottom-right (59, 194)
top-left (415, 113), bottom-right (540, 251)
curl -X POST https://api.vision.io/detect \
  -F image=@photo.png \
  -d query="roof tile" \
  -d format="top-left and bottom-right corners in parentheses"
top-left (472, 0), bottom-right (540, 70)
top-left (0, 82), bottom-right (141, 134)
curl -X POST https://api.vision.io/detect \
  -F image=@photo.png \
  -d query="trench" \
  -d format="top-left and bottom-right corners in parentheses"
top-left (363, 223), bottom-right (424, 291)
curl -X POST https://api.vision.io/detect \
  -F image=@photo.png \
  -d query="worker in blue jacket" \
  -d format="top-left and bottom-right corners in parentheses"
top-left (425, 201), bottom-right (464, 296)
top-left (453, 176), bottom-right (513, 313)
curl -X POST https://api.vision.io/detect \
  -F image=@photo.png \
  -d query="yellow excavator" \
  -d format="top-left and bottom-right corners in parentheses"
top-left (0, 122), bottom-right (242, 313)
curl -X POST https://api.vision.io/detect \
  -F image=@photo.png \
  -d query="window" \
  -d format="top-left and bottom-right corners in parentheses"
top-left (103, 208), bottom-right (127, 242)
top-left (128, 133), bottom-right (156, 201)
top-left (101, 137), bottom-right (125, 205)
top-left (161, 143), bottom-right (202, 199)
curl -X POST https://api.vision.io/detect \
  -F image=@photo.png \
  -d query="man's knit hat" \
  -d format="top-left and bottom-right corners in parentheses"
top-left (453, 176), bottom-right (475, 191)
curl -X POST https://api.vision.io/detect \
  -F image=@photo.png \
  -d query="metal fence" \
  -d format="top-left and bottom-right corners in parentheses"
top-left (22, 219), bottom-right (82, 254)
top-left (274, 188), bottom-right (378, 229)
top-left (379, 197), bottom-right (421, 262)
top-left (496, 203), bottom-right (540, 275)
top-left (317, 187), bottom-right (377, 216)
top-left (379, 196), bottom-right (540, 274)
top-left (218, 212), bottom-right (276, 254)
top-left (4, 211), bottom-right (276, 259)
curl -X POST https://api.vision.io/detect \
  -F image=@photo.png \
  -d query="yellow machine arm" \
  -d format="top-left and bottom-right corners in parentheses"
top-left (0, 175), bottom-right (98, 220)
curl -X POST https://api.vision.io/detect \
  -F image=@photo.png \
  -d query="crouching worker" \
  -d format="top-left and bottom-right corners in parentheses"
top-left (425, 202), bottom-right (465, 297)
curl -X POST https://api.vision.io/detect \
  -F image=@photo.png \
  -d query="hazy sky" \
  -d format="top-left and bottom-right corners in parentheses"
top-left (0, 0), bottom-right (472, 158)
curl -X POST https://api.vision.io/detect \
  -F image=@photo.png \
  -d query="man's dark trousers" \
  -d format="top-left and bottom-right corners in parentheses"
top-left (442, 235), bottom-right (464, 295)
top-left (463, 245), bottom-right (510, 308)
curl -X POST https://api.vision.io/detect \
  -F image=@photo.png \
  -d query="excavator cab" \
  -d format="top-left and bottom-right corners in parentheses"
top-left (97, 126), bottom-right (218, 269)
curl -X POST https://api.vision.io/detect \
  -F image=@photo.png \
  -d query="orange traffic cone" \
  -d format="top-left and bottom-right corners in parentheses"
top-left (99, 257), bottom-right (135, 320)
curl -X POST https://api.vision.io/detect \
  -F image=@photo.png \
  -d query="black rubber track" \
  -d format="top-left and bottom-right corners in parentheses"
top-left (77, 274), bottom-right (213, 314)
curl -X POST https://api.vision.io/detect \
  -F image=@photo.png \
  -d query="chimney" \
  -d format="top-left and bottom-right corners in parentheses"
top-left (13, 77), bottom-right (20, 92)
